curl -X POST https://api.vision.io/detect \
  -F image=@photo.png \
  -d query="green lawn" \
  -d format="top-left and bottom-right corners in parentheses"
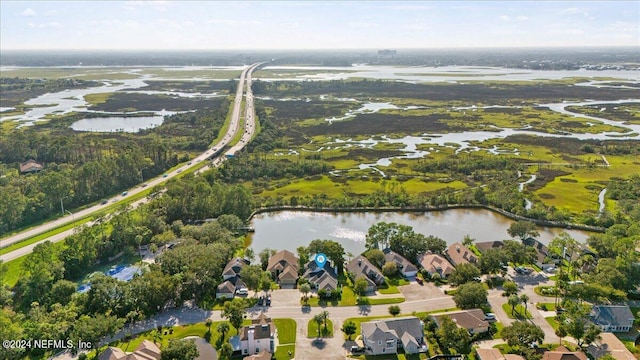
top-left (536, 302), bottom-right (557, 312)
top-left (546, 316), bottom-right (560, 331)
top-left (501, 303), bottom-right (532, 320)
top-left (273, 319), bottom-right (296, 344)
top-left (307, 318), bottom-right (334, 338)
top-left (357, 297), bottom-right (405, 306)
top-left (274, 344), bottom-right (295, 360)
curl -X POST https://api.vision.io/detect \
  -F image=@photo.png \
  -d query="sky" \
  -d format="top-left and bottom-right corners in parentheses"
top-left (1, 1), bottom-right (638, 50)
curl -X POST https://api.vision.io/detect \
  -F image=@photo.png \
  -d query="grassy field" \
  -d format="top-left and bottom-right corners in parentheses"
top-left (307, 318), bottom-right (334, 338)
top-left (501, 303), bottom-right (532, 320)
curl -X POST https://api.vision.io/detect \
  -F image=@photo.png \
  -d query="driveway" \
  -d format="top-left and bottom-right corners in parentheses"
top-left (294, 318), bottom-right (347, 360)
top-left (398, 281), bottom-right (448, 302)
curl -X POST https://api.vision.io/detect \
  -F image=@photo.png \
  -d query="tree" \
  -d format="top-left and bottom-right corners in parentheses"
top-left (502, 281), bottom-right (518, 296)
top-left (501, 322), bottom-right (544, 353)
top-left (299, 283), bottom-right (311, 303)
top-left (388, 305), bottom-right (401, 317)
top-left (222, 299), bottom-right (247, 331)
top-left (313, 314), bottom-right (324, 338)
top-left (479, 248), bottom-right (508, 276)
top-left (239, 265), bottom-right (263, 292)
top-left (218, 342), bottom-right (233, 360)
top-left (453, 282), bottom-right (488, 310)
top-left (342, 321), bottom-right (357, 340)
top-left (217, 322), bottom-right (230, 340)
top-left (462, 234), bottom-right (475, 247)
top-left (507, 221), bottom-right (540, 241)
top-left (244, 247), bottom-right (255, 262)
top-left (320, 310), bottom-right (330, 333)
top-left (508, 294), bottom-right (520, 316)
top-left (381, 262), bottom-right (398, 277)
top-left (555, 325), bottom-right (567, 345)
top-left (353, 276), bottom-right (369, 296)
top-left (436, 316), bottom-right (471, 354)
top-left (363, 249), bottom-right (385, 269)
top-left (259, 271), bottom-right (272, 295)
top-left (448, 263), bottom-right (481, 286)
top-left (520, 294), bottom-right (529, 316)
top-left (307, 239), bottom-right (346, 273)
top-left (161, 338), bottom-right (199, 360)
top-left (503, 240), bottom-right (537, 266)
top-left (258, 248), bottom-right (277, 271)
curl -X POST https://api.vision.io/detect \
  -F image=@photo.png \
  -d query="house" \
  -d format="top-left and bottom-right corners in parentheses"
top-left (267, 250), bottom-right (299, 289)
top-left (590, 305), bottom-right (635, 333)
top-left (474, 241), bottom-right (504, 254)
top-left (216, 277), bottom-right (246, 299)
top-left (476, 348), bottom-right (525, 360)
top-left (302, 260), bottom-right (338, 292)
top-left (231, 313), bottom-right (276, 357)
top-left (418, 253), bottom-right (455, 279)
top-left (432, 309), bottom-right (489, 335)
top-left (446, 242), bottom-right (478, 266)
top-left (361, 316), bottom-right (427, 355)
top-left (223, 257), bottom-right (250, 280)
top-left (19, 159), bottom-right (44, 174)
top-left (587, 332), bottom-right (635, 360)
top-left (345, 255), bottom-right (385, 293)
top-left (541, 346), bottom-right (587, 360)
top-left (243, 350), bottom-right (272, 360)
top-left (98, 340), bottom-right (161, 360)
top-left (523, 238), bottom-right (551, 268)
top-left (383, 249), bottom-right (418, 278)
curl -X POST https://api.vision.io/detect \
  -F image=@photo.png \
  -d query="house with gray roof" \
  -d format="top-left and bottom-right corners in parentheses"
top-left (231, 313), bottom-right (276, 357)
top-left (383, 249), bottom-right (418, 278)
top-left (590, 305), bottom-right (634, 333)
top-left (361, 316), bottom-right (427, 355)
top-left (302, 260), bottom-right (338, 293)
top-left (223, 257), bottom-right (250, 280)
top-left (346, 255), bottom-right (385, 293)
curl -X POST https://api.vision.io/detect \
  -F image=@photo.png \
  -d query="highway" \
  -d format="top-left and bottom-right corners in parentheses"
top-left (0, 63), bottom-right (262, 262)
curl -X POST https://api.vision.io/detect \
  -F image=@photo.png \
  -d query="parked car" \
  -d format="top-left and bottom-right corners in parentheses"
top-left (416, 277), bottom-right (423, 285)
top-left (236, 288), bottom-right (248, 296)
top-left (266, 296), bottom-right (271, 306)
top-left (257, 296), bottom-right (264, 306)
top-left (484, 313), bottom-right (496, 321)
top-left (350, 346), bottom-right (364, 354)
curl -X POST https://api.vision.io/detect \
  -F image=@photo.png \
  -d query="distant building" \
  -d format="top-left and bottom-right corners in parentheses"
top-left (19, 159), bottom-right (44, 174)
top-left (587, 332), bottom-right (636, 360)
top-left (431, 309), bottom-right (489, 335)
top-left (345, 255), bottom-right (385, 293)
top-left (217, 257), bottom-right (250, 299)
top-left (361, 316), bottom-right (427, 355)
top-left (523, 237), bottom-right (551, 267)
top-left (267, 250), bottom-right (299, 289)
top-left (383, 249), bottom-right (418, 278)
top-left (541, 346), bottom-right (587, 360)
top-left (446, 242), bottom-right (478, 267)
top-left (230, 313), bottom-right (276, 357)
top-left (418, 253), bottom-right (455, 279)
top-left (98, 340), bottom-right (161, 360)
top-left (378, 49), bottom-right (397, 56)
top-left (223, 257), bottom-right (250, 280)
top-left (590, 305), bottom-right (635, 333)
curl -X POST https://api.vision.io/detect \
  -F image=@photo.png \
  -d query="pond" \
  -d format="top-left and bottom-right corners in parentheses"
top-left (71, 115), bottom-right (165, 132)
top-left (247, 209), bottom-right (593, 256)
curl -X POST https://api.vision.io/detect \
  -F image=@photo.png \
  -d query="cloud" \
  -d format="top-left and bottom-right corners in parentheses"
top-left (499, 15), bottom-right (510, 21)
top-left (517, 16), bottom-right (528, 21)
top-left (348, 22), bottom-right (378, 29)
top-left (38, 22), bottom-right (62, 29)
top-left (21, 8), bottom-right (37, 17)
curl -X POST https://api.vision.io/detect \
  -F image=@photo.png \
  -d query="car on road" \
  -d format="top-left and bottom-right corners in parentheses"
top-left (188, 161), bottom-right (192, 165)
top-left (140, 183), bottom-right (148, 187)
top-left (100, 200), bottom-right (108, 205)
top-left (484, 313), bottom-right (496, 321)
top-left (163, 174), bottom-right (168, 178)
top-left (121, 191), bottom-right (128, 196)
top-left (177, 169), bottom-right (182, 173)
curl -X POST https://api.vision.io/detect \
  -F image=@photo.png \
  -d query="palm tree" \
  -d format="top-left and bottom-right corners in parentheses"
top-left (520, 294), bottom-right (529, 318)
top-left (300, 283), bottom-right (311, 304)
top-left (508, 294), bottom-right (520, 316)
top-left (217, 322), bottom-right (230, 340)
top-left (313, 314), bottom-right (324, 338)
top-left (320, 310), bottom-right (330, 333)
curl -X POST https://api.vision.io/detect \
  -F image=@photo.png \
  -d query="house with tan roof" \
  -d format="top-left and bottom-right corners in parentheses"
top-left (345, 255), bottom-right (385, 293)
top-left (417, 253), bottom-right (455, 279)
top-left (98, 340), bottom-right (161, 360)
top-left (541, 346), bottom-right (587, 360)
top-left (19, 159), bottom-right (44, 174)
top-left (267, 250), bottom-right (299, 289)
top-left (431, 309), bottom-right (489, 335)
top-left (475, 241), bottom-right (504, 254)
top-left (446, 242), bottom-right (478, 266)
top-left (587, 332), bottom-right (636, 360)
top-left (383, 249), bottom-right (418, 278)
top-left (230, 312), bottom-right (276, 357)
top-left (476, 348), bottom-right (525, 360)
